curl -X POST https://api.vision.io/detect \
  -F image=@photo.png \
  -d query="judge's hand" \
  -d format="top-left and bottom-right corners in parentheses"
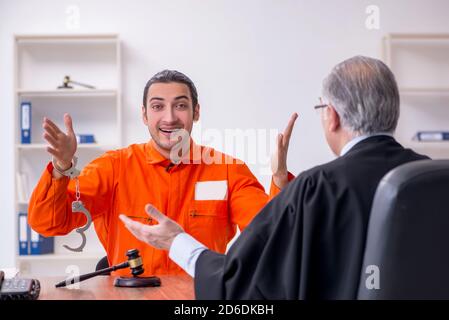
top-left (271, 112), bottom-right (298, 189)
top-left (42, 113), bottom-right (77, 171)
top-left (119, 204), bottom-right (184, 251)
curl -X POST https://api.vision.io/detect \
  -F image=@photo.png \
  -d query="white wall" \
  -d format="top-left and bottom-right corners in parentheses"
top-left (1, 0), bottom-right (449, 268)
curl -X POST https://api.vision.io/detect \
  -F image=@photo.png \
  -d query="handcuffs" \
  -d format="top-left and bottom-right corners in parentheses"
top-left (52, 156), bottom-right (92, 252)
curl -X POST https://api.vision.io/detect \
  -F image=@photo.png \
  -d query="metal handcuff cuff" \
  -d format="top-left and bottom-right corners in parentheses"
top-left (52, 156), bottom-right (92, 252)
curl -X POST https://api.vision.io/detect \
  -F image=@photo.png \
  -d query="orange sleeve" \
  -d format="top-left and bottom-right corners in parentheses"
top-left (227, 163), bottom-right (270, 231)
top-left (28, 152), bottom-right (117, 237)
top-left (268, 171), bottom-right (296, 199)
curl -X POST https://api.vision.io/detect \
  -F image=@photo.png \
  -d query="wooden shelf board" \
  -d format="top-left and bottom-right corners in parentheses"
top-left (386, 33), bottom-right (449, 41)
top-left (17, 253), bottom-right (103, 261)
top-left (17, 89), bottom-right (118, 97)
top-left (400, 88), bottom-right (449, 95)
top-left (15, 34), bottom-right (119, 44)
top-left (16, 143), bottom-right (116, 150)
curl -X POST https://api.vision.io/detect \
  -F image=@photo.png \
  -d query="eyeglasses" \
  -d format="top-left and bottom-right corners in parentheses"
top-left (314, 98), bottom-right (329, 114)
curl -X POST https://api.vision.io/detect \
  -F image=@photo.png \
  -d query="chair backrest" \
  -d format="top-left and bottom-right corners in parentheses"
top-left (358, 159), bottom-right (449, 299)
top-left (95, 256), bottom-right (110, 275)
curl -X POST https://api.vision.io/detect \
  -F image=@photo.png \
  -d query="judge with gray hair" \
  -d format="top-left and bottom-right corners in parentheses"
top-left (120, 55), bottom-right (429, 299)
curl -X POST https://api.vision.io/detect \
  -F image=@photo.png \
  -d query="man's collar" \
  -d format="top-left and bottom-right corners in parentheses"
top-left (145, 140), bottom-right (168, 164)
top-left (340, 132), bottom-right (394, 157)
top-left (145, 139), bottom-right (202, 165)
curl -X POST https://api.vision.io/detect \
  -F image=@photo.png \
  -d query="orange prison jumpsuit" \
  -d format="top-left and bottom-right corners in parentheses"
top-left (28, 140), bottom-right (293, 276)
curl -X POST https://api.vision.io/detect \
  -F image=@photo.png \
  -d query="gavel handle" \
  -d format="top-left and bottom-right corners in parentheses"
top-left (69, 80), bottom-right (96, 89)
top-left (55, 261), bottom-right (129, 288)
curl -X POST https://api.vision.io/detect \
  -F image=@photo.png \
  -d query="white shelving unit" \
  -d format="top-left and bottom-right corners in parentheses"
top-left (13, 34), bottom-right (122, 276)
top-left (383, 33), bottom-right (449, 159)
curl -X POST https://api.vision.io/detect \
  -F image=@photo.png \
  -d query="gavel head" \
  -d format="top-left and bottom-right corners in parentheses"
top-left (126, 249), bottom-right (144, 277)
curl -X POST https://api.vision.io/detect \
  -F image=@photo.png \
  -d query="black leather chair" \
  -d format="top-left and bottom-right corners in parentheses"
top-left (358, 160), bottom-right (449, 299)
top-left (95, 256), bottom-right (111, 275)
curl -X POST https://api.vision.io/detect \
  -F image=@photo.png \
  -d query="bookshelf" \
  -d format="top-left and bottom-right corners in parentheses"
top-left (14, 34), bottom-right (121, 276)
top-left (383, 33), bottom-right (449, 159)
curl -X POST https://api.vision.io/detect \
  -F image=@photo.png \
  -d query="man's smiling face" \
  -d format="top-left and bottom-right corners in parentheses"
top-left (142, 82), bottom-right (199, 155)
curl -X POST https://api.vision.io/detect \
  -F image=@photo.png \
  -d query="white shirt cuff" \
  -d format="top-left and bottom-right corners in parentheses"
top-left (169, 232), bottom-right (207, 277)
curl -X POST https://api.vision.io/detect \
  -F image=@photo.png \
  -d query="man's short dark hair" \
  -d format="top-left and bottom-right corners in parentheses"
top-left (142, 70), bottom-right (198, 108)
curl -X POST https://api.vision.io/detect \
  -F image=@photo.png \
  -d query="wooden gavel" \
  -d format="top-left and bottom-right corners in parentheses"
top-left (55, 249), bottom-right (160, 288)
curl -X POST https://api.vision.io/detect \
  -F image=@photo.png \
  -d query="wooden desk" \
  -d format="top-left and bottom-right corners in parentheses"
top-left (38, 275), bottom-right (194, 300)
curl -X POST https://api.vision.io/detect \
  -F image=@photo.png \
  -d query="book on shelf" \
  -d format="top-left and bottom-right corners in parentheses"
top-left (16, 172), bottom-right (31, 203)
top-left (414, 131), bottom-right (449, 142)
top-left (18, 213), bottom-right (54, 255)
top-left (20, 101), bottom-right (31, 144)
top-left (18, 213), bottom-right (28, 255)
top-left (76, 134), bottom-right (96, 144)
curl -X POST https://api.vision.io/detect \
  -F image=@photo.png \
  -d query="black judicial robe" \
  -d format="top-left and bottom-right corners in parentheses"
top-left (194, 136), bottom-right (429, 299)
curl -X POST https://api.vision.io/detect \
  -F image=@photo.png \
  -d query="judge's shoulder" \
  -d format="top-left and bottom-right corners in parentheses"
top-left (283, 153), bottom-right (355, 196)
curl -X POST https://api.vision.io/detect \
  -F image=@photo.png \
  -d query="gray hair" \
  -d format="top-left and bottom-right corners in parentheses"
top-left (322, 55), bottom-right (400, 135)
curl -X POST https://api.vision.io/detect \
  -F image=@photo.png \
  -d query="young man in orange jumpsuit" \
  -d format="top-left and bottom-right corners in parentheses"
top-left (28, 70), bottom-right (297, 276)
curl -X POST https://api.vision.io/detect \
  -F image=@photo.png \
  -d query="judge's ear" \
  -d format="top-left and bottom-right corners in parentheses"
top-left (326, 105), bottom-right (341, 132)
top-left (193, 104), bottom-right (200, 122)
top-left (142, 105), bottom-right (149, 125)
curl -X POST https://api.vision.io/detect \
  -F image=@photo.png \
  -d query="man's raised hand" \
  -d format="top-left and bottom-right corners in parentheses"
top-left (42, 113), bottom-right (77, 171)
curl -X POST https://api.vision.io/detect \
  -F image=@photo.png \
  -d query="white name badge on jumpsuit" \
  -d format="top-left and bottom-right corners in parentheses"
top-left (195, 180), bottom-right (228, 201)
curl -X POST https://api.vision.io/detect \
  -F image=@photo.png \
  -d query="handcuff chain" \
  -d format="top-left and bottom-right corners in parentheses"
top-left (51, 155), bottom-right (91, 252)
top-left (75, 177), bottom-right (80, 201)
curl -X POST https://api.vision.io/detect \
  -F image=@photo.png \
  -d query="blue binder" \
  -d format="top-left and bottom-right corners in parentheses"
top-left (20, 102), bottom-right (31, 144)
top-left (18, 213), bottom-right (29, 255)
top-left (416, 131), bottom-right (449, 141)
top-left (30, 229), bottom-right (54, 255)
top-left (76, 134), bottom-right (96, 144)
top-left (18, 213), bottom-right (54, 255)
